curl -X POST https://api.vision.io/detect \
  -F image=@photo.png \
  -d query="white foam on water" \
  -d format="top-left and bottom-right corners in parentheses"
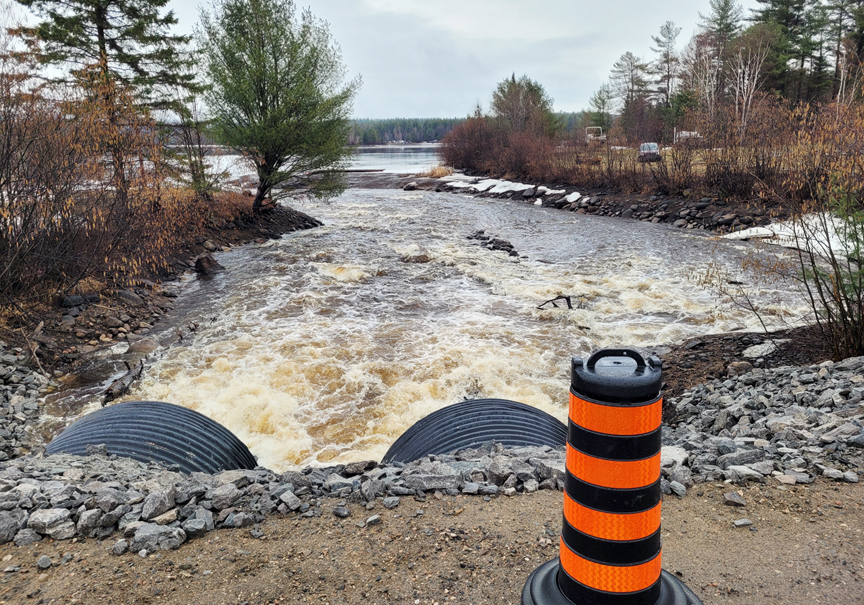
top-left (83, 189), bottom-right (813, 471)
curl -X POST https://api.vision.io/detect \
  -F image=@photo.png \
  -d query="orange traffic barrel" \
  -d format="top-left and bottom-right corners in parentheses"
top-left (522, 349), bottom-right (702, 605)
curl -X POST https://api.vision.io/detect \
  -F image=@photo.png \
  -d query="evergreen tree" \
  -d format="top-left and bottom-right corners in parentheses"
top-left (610, 52), bottom-right (649, 107)
top-left (750, 0), bottom-right (813, 98)
top-left (14, 0), bottom-right (197, 108)
top-left (588, 84), bottom-right (614, 131)
top-left (651, 20), bottom-right (682, 107)
top-left (700, 0), bottom-right (744, 52)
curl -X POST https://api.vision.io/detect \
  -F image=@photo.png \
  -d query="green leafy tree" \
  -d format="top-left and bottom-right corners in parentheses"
top-left (14, 0), bottom-right (197, 108)
top-left (199, 0), bottom-right (361, 212)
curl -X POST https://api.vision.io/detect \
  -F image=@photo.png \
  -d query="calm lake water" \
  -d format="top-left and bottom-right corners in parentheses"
top-left (348, 144), bottom-right (442, 173)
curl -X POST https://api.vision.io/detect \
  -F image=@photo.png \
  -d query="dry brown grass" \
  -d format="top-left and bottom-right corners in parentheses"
top-left (419, 165), bottom-right (454, 178)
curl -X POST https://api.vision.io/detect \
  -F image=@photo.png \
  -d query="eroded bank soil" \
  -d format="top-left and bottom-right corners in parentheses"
top-left (0, 481), bottom-right (860, 605)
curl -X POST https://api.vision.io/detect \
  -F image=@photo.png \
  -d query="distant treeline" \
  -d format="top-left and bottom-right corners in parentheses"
top-left (349, 118), bottom-right (464, 145)
top-left (350, 113), bottom-right (585, 146)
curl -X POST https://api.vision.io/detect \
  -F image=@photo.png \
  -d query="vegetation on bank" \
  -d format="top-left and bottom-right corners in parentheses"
top-left (0, 0), bottom-right (356, 316)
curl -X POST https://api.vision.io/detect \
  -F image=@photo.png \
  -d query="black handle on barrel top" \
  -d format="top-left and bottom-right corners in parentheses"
top-left (586, 348), bottom-right (647, 370)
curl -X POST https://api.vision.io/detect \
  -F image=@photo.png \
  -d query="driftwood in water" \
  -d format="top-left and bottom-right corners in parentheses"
top-left (102, 359), bottom-right (144, 405)
top-left (537, 296), bottom-right (573, 310)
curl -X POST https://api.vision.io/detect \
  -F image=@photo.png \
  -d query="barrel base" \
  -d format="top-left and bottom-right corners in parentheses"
top-left (522, 560), bottom-right (703, 605)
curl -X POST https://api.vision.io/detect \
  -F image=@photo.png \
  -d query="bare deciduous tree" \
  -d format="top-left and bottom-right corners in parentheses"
top-left (728, 26), bottom-right (774, 141)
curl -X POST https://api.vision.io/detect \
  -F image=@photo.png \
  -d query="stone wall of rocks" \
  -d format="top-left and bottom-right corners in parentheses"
top-left (435, 178), bottom-right (771, 233)
top-left (0, 342), bottom-right (51, 461)
top-left (662, 356), bottom-right (864, 496)
top-left (0, 443), bottom-right (566, 557)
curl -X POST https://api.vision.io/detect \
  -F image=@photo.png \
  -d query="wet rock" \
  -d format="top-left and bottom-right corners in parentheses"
top-left (195, 255), bottom-right (225, 275)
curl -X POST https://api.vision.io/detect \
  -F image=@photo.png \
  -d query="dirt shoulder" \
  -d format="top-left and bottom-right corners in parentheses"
top-left (0, 481), bottom-right (860, 605)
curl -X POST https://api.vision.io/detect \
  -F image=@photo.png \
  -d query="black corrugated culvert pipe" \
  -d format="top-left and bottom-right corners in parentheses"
top-left (45, 400), bottom-right (257, 474)
top-left (382, 398), bottom-right (567, 464)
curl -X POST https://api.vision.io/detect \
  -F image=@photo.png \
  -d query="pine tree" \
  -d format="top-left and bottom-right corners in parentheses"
top-left (750, 0), bottom-right (813, 98)
top-left (610, 52), bottom-right (649, 107)
top-left (651, 21), bottom-right (682, 107)
top-left (14, 0), bottom-right (198, 108)
top-left (588, 84), bottom-right (614, 131)
top-left (700, 0), bottom-right (744, 52)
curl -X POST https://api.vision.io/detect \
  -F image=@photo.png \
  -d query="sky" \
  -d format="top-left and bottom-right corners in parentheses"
top-left (168, 1), bottom-right (761, 119)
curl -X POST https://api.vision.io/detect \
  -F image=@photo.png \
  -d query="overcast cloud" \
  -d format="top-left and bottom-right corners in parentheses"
top-left (171, 1), bottom-right (761, 118)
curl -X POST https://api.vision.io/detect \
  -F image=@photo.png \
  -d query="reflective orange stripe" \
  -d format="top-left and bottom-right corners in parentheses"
top-left (560, 537), bottom-right (662, 593)
top-left (567, 446), bottom-right (660, 489)
top-left (563, 492), bottom-right (661, 541)
top-left (569, 393), bottom-right (661, 436)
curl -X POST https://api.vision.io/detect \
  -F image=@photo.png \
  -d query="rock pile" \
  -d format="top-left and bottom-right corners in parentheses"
top-left (466, 230), bottom-right (519, 256)
top-left (0, 443), bottom-right (565, 555)
top-left (662, 356), bottom-right (864, 495)
top-left (438, 177), bottom-right (771, 233)
top-left (0, 342), bottom-right (49, 461)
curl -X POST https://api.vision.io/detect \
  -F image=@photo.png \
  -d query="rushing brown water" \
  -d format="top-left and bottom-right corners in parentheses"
top-left (43, 189), bottom-right (808, 471)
